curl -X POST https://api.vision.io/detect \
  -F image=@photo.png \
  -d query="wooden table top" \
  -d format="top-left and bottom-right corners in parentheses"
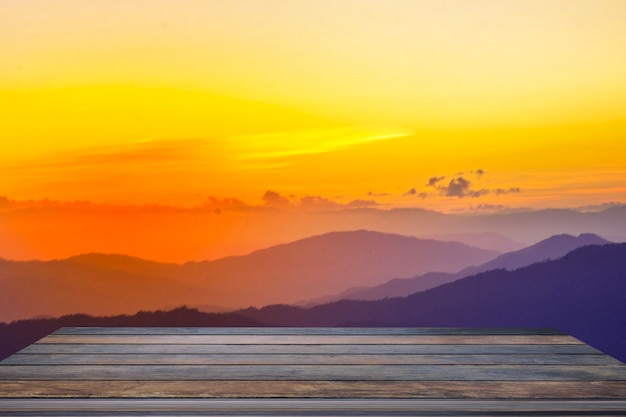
top-left (1, 327), bottom-right (625, 415)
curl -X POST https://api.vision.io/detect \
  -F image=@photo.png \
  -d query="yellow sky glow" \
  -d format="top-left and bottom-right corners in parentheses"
top-left (1, 0), bottom-right (625, 212)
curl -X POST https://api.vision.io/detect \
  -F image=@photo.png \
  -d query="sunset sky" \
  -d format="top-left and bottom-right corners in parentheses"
top-left (1, 0), bottom-right (626, 261)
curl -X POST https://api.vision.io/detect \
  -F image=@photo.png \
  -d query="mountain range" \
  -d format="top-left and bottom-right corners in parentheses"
top-left (2, 204), bottom-right (625, 263)
top-left (314, 233), bottom-right (610, 303)
top-left (306, 205), bottom-right (626, 246)
top-left (0, 230), bottom-right (498, 322)
top-left (417, 232), bottom-right (525, 252)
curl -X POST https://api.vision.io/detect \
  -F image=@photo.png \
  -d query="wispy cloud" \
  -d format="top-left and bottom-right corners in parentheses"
top-left (367, 191), bottom-right (391, 197)
top-left (494, 187), bottom-right (521, 195)
top-left (426, 176), bottom-right (445, 187)
top-left (574, 201), bottom-right (626, 212)
top-left (200, 197), bottom-right (251, 213)
top-left (471, 203), bottom-right (508, 212)
top-left (231, 126), bottom-right (413, 169)
top-left (0, 138), bottom-right (234, 205)
top-left (261, 190), bottom-right (378, 211)
top-left (8, 138), bottom-right (215, 171)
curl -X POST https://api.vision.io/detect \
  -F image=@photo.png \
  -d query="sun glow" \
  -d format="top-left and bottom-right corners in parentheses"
top-left (1, 0), bottom-right (626, 260)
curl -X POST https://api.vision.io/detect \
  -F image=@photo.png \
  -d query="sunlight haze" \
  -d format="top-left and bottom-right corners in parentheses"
top-left (1, 0), bottom-right (625, 260)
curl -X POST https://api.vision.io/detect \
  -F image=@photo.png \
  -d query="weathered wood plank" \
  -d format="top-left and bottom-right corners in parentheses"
top-left (2, 327), bottom-right (625, 416)
top-left (2, 364), bottom-right (625, 381)
top-left (1, 398), bottom-right (626, 415)
top-left (3, 353), bottom-right (618, 366)
top-left (53, 327), bottom-right (568, 336)
top-left (1, 380), bottom-right (626, 399)
top-left (37, 334), bottom-right (584, 345)
top-left (18, 342), bottom-right (604, 355)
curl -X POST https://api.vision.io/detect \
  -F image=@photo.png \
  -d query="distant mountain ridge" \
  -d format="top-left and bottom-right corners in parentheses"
top-left (303, 205), bottom-right (626, 245)
top-left (66, 253), bottom-right (182, 278)
top-left (0, 255), bottom-right (210, 323)
top-left (3, 203), bottom-right (625, 263)
top-left (0, 230), bottom-right (498, 322)
top-left (314, 233), bottom-right (611, 303)
top-left (460, 233), bottom-right (610, 274)
top-left (419, 232), bottom-right (525, 252)
top-left (239, 243), bottom-right (626, 362)
top-left (201, 230), bottom-right (499, 307)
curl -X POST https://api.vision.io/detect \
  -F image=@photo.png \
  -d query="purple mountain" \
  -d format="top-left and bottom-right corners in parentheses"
top-left (314, 233), bottom-right (610, 303)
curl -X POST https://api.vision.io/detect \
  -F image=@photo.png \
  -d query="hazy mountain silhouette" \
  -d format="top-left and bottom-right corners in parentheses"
top-left (0, 230), bottom-right (498, 322)
top-left (65, 253), bottom-right (183, 278)
top-left (239, 243), bottom-right (626, 362)
top-left (197, 230), bottom-right (498, 308)
top-left (4, 203), bottom-right (625, 263)
top-left (0, 256), bottom-right (211, 323)
top-left (312, 233), bottom-right (610, 303)
top-left (459, 233), bottom-right (610, 275)
top-left (419, 232), bottom-right (525, 252)
top-left (318, 206), bottom-right (626, 246)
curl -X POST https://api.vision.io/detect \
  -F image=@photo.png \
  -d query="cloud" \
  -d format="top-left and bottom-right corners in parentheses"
top-left (1, 138), bottom-right (234, 207)
top-left (21, 139), bottom-right (214, 171)
top-left (200, 197), bottom-right (250, 213)
top-left (474, 203), bottom-right (507, 211)
top-left (0, 196), bottom-right (15, 209)
top-left (449, 203), bottom-right (511, 213)
top-left (423, 171), bottom-right (521, 199)
top-left (440, 176), bottom-right (489, 198)
top-left (367, 191), bottom-right (391, 197)
top-left (402, 188), bottom-right (429, 199)
top-left (299, 195), bottom-right (343, 210)
top-left (298, 194), bottom-right (379, 210)
top-left (262, 190), bottom-right (292, 208)
top-left (234, 127), bottom-right (413, 163)
top-left (426, 176), bottom-right (445, 187)
top-left (1, 191), bottom-right (377, 217)
top-left (0, 197), bottom-right (182, 214)
top-left (262, 191), bottom-right (378, 211)
top-left (494, 187), bottom-right (521, 195)
top-left (445, 177), bottom-right (470, 197)
top-left (345, 199), bottom-right (379, 208)
top-left (574, 201), bottom-right (626, 212)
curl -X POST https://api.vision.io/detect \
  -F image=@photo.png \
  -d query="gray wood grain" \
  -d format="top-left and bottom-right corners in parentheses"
top-left (2, 327), bottom-right (626, 415)
top-left (2, 364), bottom-right (626, 381)
top-left (3, 353), bottom-right (618, 366)
top-left (18, 342), bottom-right (604, 355)
top-left (53, 327), bottom-right (568, 336)
top-left (38, 334), bottom-right (583, 345)
top-left (2, 380), bottom-right (626, 399)
top-left (1, 398), bottom-right (626, 415)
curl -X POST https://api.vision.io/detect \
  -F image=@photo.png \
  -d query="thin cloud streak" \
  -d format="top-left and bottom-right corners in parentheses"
top-left (231, 127), bottom-right (413, 168)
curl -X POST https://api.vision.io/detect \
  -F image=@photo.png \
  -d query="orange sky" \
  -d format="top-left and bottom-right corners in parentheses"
top-left (1, 0), bottom-right (626, 261)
